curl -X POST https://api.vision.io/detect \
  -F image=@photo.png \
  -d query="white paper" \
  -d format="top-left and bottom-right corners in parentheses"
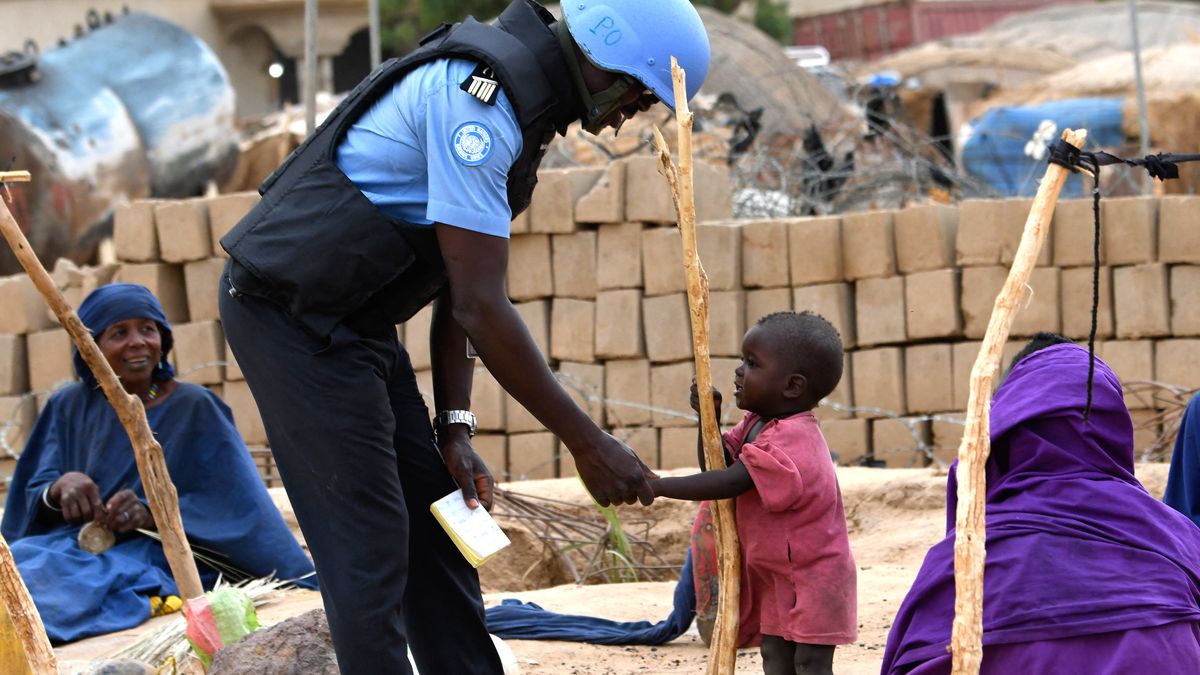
top-left (432, 489), bottom-right (511, 560)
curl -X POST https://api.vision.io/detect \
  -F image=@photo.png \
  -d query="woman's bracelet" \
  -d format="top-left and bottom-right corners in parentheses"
top-left (41, 486), bottom-right (62, 512)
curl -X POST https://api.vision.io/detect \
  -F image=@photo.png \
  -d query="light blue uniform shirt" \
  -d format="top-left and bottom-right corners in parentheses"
top-left (336, 58), bottom-right (523, 239)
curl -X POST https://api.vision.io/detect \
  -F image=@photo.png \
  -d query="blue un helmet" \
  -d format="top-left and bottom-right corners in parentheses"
top-left (562, 0), bottom-right (710, 112)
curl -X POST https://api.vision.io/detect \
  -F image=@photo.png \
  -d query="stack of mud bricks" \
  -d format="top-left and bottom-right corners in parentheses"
top-left (2, 164), bottom-right (1195, 490)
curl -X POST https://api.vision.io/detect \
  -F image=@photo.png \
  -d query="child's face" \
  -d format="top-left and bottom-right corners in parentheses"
top-left (733, 325), bottom-right (799, 417)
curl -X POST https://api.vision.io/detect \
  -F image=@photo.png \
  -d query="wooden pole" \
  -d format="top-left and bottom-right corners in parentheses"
top-left (0, 535), bottom-right (56, 674)
top-left (651, 59), bottom-right (741, 675)
top-left (0, 193), bottom-right (205, 604)
top-left (950, 128), bottom-right (1088, 673)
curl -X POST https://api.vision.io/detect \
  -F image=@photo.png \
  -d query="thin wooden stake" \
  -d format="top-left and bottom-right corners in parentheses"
top-left (950, 128), bottom-right (1088, 673)
top-left (0, 189), bottom-right (205, 605)
top-left (652, 58), bottom-right (741, 675)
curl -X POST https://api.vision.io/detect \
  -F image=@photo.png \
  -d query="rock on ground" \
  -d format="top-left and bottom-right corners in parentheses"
top-left (209, 609), bottom-right (337, 675)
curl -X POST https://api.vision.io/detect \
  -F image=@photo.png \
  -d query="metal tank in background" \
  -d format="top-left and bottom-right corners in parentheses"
top-left (0, 9), bottom-right (239, 272)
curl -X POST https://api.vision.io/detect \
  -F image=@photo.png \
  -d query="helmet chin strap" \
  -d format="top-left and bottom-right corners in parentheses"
top-left (555, 21), bottom-right (637, 135)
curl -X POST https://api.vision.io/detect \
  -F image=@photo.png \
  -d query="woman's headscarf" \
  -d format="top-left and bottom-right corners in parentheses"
top-left (73, 283), bottom-right (175, 387)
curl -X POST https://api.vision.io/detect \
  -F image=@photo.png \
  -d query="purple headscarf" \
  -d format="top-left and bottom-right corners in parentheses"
top-left (882, 343), bottom-right (1200, 673)
top-left (73, 283), bottom-right (175, 388)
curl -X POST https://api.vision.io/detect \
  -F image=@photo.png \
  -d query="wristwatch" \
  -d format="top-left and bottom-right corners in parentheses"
top-left (434, 410), bottom-right (477, 437)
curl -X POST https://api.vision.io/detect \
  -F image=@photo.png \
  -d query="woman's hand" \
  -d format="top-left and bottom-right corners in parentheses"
top-left (48, 472), bottom-right (103, 523)
top-left (438, 429), bottom-right (495, 511)
top-left (102, 489), bottom-right (154, 534)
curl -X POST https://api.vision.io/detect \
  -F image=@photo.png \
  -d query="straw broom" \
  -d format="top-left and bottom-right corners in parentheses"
top-left (651, 59), bottom-right (741, 675)
top-left (950, 129), bottom-right (1088, 673)
top-left (0, 175), bottom-right (205, 611)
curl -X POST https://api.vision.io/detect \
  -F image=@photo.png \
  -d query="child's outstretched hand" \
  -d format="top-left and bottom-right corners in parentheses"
top-left (689, 377), bottom-right (723, 414)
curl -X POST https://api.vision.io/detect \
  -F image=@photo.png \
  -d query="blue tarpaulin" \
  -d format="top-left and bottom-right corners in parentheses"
top-left (961, 98), bottom-right (1125, 197)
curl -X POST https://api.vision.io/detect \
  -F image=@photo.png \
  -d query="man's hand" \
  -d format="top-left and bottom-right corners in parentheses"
top-left (439, 430), bottom-right (495, 511)
top-left (102, 489), bottom-right (154, 534)
top-left (572, 432), bottom-right (658, 507)
top-left (690, 377), bottom-right (723, 415)
top-left (49, 472), bottom-right (103, 523)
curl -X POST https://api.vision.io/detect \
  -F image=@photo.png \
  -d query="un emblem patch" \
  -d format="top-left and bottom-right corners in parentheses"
top-left (451, 122), bottom-right (493, 166)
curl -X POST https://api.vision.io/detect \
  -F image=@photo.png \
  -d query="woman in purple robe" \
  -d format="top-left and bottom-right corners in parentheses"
top-left (882, 335), bottom-right (1200, 674)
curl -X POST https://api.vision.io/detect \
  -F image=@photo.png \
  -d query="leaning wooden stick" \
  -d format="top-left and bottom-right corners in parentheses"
top-left (652, 58), bottom-right (741, 675)
top-left (950, 128), bottom-right (1088, 673)
top-left (0, 188), bottom-right (205, 605)
top-left (0, 534), bottom-right (56, 673)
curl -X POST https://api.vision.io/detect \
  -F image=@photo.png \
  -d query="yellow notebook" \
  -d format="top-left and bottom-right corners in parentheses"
top-left (430, 490), bottom-right (512, 568)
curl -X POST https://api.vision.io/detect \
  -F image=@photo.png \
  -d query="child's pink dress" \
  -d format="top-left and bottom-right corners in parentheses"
top-left (723, 411), bottom-right (858, 646)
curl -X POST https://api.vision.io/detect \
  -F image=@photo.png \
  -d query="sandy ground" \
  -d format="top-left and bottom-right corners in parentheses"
top-left (53, 463), bottom-right (1171, 674)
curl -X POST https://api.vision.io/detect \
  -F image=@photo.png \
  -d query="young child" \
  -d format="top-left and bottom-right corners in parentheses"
top-left (651, 311), bottom-right (857, 675)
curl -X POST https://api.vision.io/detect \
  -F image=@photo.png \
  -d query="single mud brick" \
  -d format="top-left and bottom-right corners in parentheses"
top-left (173, 321), bottom-right (225, 385)
top-left (1155, 339), bottom-right (1200, 391)
top-left (0, 395), bottom-right (36, 455)
top-left (530, 168), bottom-right (598, 233)
top-left (1129, 409), bottom-right (1161, 462)
top-left (27, 329), bottom-right (74, 392)
top-left (223, 380), bottom-right (268, 446)
top-left (596, 222), bottom-right (643, 290)
top-left (615, 427), bottom-right (659, 470)
top-left (402, 304), bottom-right (434, 371)
top-left (709, 291), bottom-right (745, 358)
top-left (1113, 263), bottom-right (1170, 338)
top-left (814, 352), bottom-right (853, 422)
top-left (959, 266), bottom-right (1006, 339)
top-left (956, 199), bottom-right (1008, 266)
top-left (575, 161), bottom-right (626, 224)
top-left (742, 220), bottom-right (790, 288)
top-left (1060, 266), bottom-right (1114, 340)
top-left (851, 348), bottom-right (905, 418)
top-left (793, 283), bottom-right (856, 349)
top-left (507, 234), bottom-right (553, 301)
top-left (841, 210), bottom-right (895, 280)
top-left (605, 359), bottom-right (651, 427)
top-left (787, 216), bottom-right (842, 285)
top-left (643, 293), bottom-right (692, 363)
top-left (651, 361), bottom-right (695, 428)
top-left (1052, 198), bottom-right (1106, 267)
top-left (207, 192), bottom-right (259, 259)
top-left (822, 418), bottom-right (870, 466)
top-left (224, 341), bottom-right (242, 381)
top-left (595, 289), bottom-right (644, 359)
top-left (1159, 195), bottom-right (1200, 264)
top-left (1103, 196), bottom-right (1158, 265)
top-left (552, 231), bottom-right (598, 299)
top-left (0, 335), bottom-right (27, 395)
top-left (659, 427), bottom-right (700, 470)
top-left (183, 258), bottom-right (225, 323)
top-left (507, 432), bottom-right (559, 480)
top-left (504, 392), bottom-right (543, 434)
top-left (1008, 267), bottom-right (1060, 338)
top-left (0, 275), bottom-right (55, 335)
top-left (641, 227), bottom-right (686, 296)
top-left (931, 418), bottom-right (965, 467)
top-left (624, 156), bottom-right (732, 224)
top-left (473, 434), bottom-right (508, 480)
top-left (114, 263), bottom-right (189, 324)
top-left (905, 343), bottom-right (954, 414)
top-left (904, 269), bottom-right (962, 340)
top-left (471, 365), bottom-right (506, 432)
top-left (1171, 265), bottom-right (1200, 336)
top-left (113, 200), bottom-right (160, 262)
top-left (515, 300), bottom-right (550, 359)
top-left (855, 276), bottom-right (906, 347)
top-left (697, 221), bottom-right (743, 291)
top-left (550, 298), bottom-right (595, 363)
top-left (154, 199), bottom-right (211, 263)
top-left (873, 417), bottom-right (931, 468)
top-left (558, 361), bottom-right (605, 426)
top-left (711, 357), bottom-right (743, 425)
top-left (998, 199), bottom-right (1049, 266)
top-left (1096, 340), bottom-right (1154, 410)
top-left (745, 288), bottom-right (792, 327)
top-left (894, 204), bottom-right (957, 273)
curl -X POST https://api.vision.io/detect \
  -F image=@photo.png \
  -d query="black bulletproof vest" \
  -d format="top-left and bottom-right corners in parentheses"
top-left (221, 0), bottom-right (576, 339)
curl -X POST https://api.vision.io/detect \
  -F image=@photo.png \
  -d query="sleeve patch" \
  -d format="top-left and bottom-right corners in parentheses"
top-left (450, 122), bottom-right (494, 166)
top-left (460, 63), bottom-right (500, 105)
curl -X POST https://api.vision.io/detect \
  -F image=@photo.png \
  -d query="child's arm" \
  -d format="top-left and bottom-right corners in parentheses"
top-left (650, 461), bottom-right (754, 502)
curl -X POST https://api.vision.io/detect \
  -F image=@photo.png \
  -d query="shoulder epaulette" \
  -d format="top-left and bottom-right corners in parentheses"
top-left (460, 63), bottom-right (500, 106)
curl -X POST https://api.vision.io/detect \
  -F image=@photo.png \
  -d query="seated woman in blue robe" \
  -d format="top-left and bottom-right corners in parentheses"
top-left (0, 283), bottom-right (316, 643)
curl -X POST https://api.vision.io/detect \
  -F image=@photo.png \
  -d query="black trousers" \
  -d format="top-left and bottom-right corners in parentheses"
top-left (219, 264), bottom-right (502, 675)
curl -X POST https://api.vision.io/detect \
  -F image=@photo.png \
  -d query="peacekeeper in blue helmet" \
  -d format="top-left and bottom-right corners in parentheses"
top-left (217, 1), bottom-right (710, 672)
